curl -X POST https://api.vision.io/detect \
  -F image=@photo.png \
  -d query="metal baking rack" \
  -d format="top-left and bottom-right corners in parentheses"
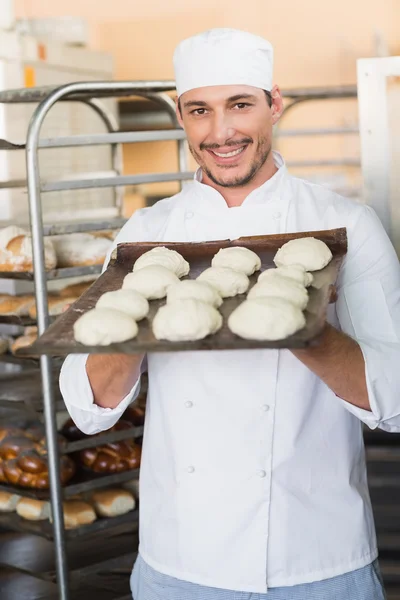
top-left (0, 80), bottom-right (185, 600)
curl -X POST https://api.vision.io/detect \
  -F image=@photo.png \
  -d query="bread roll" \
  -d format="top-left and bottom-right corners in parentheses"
top-left (0, 294), bottom-right (35, 317)
top-left (79, 427), bottom-right (141, 474)
top-left (11, 331), bottom-right (37, 355)
top-left (51, 233), bottom-right (112, 268)
top-left (0, 435), bottom-right (37, 460)
top-left (3, 451), bottom-right (75, 489)
top-left (50, 500), bottom-right (97, 529)
top-left (28, 296), bottom-right (78, 319)
top-left (0, 427), bottom-right (28, 443)
top-left (0, 491), bottom-right (21, 512)
top-left (91, 489), bottom-right (135, 517)
top-left (0, 227), bottom-right (57, 272)
top-left (16, 497), bottom-right (50, 520)
top-left (59, 280), bottom-right (95, 298)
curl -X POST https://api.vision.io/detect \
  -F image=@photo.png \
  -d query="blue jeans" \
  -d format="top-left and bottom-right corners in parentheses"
top-left (131, 554), bottom-right (386, 599)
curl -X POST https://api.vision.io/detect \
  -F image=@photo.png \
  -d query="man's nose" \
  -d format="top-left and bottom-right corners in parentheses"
top-left (210, 112), bottom-right (236, 146)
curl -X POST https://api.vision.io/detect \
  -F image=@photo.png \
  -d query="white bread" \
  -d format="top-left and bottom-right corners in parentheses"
top-left (0, 227), bottom-right (57, 272)
top-left (90, 488), bottom-right (135, 517)
top-left (0, 294), bottom-right (35, 316)
top-left (0, 491), bottom-right (21, 512)
top-left (59, 500), bottom-right (97, 529)
top-left (51, 233), bottom-right (112, 268)
top-left (16, 497), bottom-right (50, 520)
top-left (28, 296), bottom-right (77, 319)
top-left (11, 331), bottom-right (37, 355)
top-left (59, 280), bottom-right (95, 298)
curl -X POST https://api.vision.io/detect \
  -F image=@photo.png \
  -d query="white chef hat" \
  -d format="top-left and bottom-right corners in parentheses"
top-left (174, 28), bottom-right (274, 97)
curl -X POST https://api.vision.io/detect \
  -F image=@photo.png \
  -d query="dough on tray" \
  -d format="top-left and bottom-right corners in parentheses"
top-left (248, 276), bottom-right (309, 310)
top-left (197, 267), bottom-right (249, 298)
top-left (166, 280), bottom-right (222, 308)
top-left (259, 265), bottom-right (313, 287)
top-left (74, 308), bottom-right (138, 345)
top-left (274, 237), bottom-right (332, 271)
top-left (96, 289), bottom-right (149, 321)
top-left (133, 246), bottom-right (190, 278)
top-left (211, 246), bottom-right (261, 275)
top-left (122, 265), bottom-right (179, 300)
top-left (152, 298), bottom-right (222, 341)
top-left (228, 297), bottom-right (306, 341)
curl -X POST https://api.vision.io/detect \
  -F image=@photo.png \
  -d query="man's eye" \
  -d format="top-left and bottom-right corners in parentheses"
top-left (234, 103), bottom-right (251, 109)
top-left (191, 108), bottom-right (207, 115)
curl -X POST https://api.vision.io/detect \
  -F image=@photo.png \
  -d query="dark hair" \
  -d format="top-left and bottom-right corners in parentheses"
top-left (178, 89), bottom-right (272, 115)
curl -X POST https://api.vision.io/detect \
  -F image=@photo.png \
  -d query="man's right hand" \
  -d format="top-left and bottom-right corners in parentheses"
top-left (86, 353), bottom-right (145, 409)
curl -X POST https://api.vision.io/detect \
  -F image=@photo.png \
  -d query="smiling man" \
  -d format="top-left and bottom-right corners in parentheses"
top-left (60, 29), bottom-right (400, 599)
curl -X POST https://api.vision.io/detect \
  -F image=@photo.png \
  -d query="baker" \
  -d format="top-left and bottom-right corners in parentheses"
top-left (60, 29), bottom-right (400, 600)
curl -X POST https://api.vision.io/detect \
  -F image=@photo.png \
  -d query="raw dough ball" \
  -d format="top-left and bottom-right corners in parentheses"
top-left (259, 265), bottom-right (313, 287)
top-left (228, 297), bottom-right (306, 341)
top-left (96, 289), bottom-right (149, 321)
top-left (74, 308), bottom-right (138, 345)
top-left (166, 280), bottom-right (222, 308)
top-left (153, 298), bottom-right (222, 341)
top-left (197, 267), bottom-right (249, 298)
top-left (133, 246), bottom-right (189, 278)
top-left (122, 265), bottom-right (179, 300)
top-left (248, 276), bottom-right (309, 310)
top-left (274, 237), bottom-right (332, 271)
top-left (211, 247), bottom-right (261, 275)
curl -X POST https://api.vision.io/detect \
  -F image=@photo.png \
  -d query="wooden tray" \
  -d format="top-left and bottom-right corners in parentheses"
top-left (21, 228), bottom-right (347, 356)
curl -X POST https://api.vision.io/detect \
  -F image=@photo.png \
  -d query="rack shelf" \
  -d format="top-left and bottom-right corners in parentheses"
top-left (0, 509), bottom-right (139, 541)
top-left (0, 265), bottom-right (103, 281)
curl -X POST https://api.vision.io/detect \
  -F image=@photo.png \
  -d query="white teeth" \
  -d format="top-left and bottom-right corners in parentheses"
top-left (213, 146), bottom-right (245, 158)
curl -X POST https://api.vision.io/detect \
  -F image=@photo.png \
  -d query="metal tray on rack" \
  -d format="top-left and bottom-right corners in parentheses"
top-left (0, 265), bottom-right (102, 281)
top-left (23, 228), bottom-right (347, 356)
top-left (0, 467), bottom-right (140, 501)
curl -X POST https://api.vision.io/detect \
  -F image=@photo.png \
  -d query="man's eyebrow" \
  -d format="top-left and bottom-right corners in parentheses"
top-left (182, 100), bottom-right (208, 109)
top-left (227, 94), bottom-right (258, 103)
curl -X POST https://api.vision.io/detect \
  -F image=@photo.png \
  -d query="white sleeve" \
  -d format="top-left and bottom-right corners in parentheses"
top-left (58, 210), bottom-right (149, 435)
top-left (59, 354), bottom-right (141, 435)
top-left (335, 205), bottom-right (400, 432)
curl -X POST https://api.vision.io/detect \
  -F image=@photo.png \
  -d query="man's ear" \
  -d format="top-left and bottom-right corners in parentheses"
top-left (270, 85), bottom-right (284, 125)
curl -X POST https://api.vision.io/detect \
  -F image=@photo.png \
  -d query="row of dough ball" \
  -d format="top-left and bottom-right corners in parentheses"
top-left (227, 238), bottom-right (332, 341)
top-left (74, 237), bottom-right (332, 345)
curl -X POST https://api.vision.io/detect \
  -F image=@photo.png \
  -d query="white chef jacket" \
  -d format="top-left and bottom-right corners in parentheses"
top-left (60, 152), bottom-right (400, 594)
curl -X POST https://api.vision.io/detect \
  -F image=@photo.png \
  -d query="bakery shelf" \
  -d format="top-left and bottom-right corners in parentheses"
top-left (0, 315), bottom-right (36, 326)
top-left (42, 218), bottom-right (126, 236)
top-left (0, 509), bottom-right (139, 541)
top-left (0, 468), bottom-right (140, 501)
top-left (0, 368), bottom-right (62, 405)
top-left (0, 265), bottom-right (103, 281)
top-left (63, 426), bottom-right (143, 454)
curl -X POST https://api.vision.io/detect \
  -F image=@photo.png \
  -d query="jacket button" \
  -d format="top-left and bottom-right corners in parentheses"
top-left (187, 466), bottom-right (195, 473)
top-left (272, 211), bottom-right (281, 219)
top-left (185, 400), bottom-right (193, 408)
top-left (262, 404), bottom-right (270, 412)
top-left (185, 211), bottom-right (194, 220)
top-left (258, 470), bottom-right (267, 478)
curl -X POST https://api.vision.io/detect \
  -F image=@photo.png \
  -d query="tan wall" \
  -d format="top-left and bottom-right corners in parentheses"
top-left (15, 0), bottom-right (400, 208)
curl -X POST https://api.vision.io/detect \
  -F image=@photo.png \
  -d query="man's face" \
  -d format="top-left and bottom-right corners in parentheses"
top-left (177, 85), bottom-right (282, 188)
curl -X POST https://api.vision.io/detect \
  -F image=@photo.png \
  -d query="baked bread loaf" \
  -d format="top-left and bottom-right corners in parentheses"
top-left (0, 491), bottom-right (21, 512)
top-left (0, 294), bottom-right (35, 316)
top-left (79, 439), bottom-right (141, 474)
top-left (11, 328), bottom-right (37, 355)
top-left (60, 418), bottom-right (87, 441)
top-left (0, 226), bottom-right (57, 272)
top-left (122, 406), bottom-right (146, 427)
top-left (16, 498), bottom-right (50, 521)
top-left (28, 296), bottom-right (78, 319)
top-left (3, 451), bottom-right (75, 489)
top-left (59, 280), bottom-right (95, 298)
top-left (51, 233), bottom-right (112, 268)
top-left (0, 427), bottom-right (29, 443)
top-left (0, 458), bottom-right (6, 483)
top-left (0, 435), bottom-right (37, 460)
top-left (90, 488), bottom-right (135, 517)
top-left (52, 500), bottom-right (97, 529)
